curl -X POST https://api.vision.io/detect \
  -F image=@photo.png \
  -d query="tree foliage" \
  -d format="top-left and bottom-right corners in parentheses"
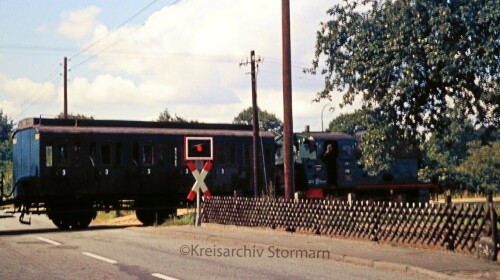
top-left (56, 112), bottom-right (94, 120)
top-left (0, 110), bottom-right (13, 163)
top-left (329, 108), bottom-right (420, 175)
top-left (0, 110), bottom-right (13, 143)
top-left (0, 110), bottom-right (13, 193)
top-left (233, 107), bottom-right (283, 132)
top-left (328, 109), bottom-right (369, 134)
top-left (457, 141), bottom-right (500, 193)
top-left (418, 117), bottom-right (499, 193)
top-left (308, 0), bottom-right (499, 141)
top-left (156, 108), bottom-right (191, 123)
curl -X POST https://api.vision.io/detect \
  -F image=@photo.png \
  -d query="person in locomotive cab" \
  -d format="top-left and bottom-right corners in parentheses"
top-left (322, 143), bottom-right (337, 186)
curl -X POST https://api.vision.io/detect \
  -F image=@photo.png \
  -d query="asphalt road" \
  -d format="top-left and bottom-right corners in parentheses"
top-left (0, 211), bottom-right (427, 280)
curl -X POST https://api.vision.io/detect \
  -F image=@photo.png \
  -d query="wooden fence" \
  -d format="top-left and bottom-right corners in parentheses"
top-left (202, 196), bottom-right (499, 257)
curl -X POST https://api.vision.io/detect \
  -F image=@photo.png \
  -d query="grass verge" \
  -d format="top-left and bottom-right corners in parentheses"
top-left (93, 210), bottom-right (134, 223)
top-left (160, 213), bottom-right (195, 226)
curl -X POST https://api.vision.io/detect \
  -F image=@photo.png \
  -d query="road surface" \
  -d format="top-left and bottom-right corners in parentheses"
top-left (0, 211), bottom-right (427, 280)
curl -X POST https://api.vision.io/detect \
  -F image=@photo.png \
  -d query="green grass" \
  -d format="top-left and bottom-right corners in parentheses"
top-left (160, 213), bottom-right (195, 226)
top-left (94, 210), bottom-right (133, 223)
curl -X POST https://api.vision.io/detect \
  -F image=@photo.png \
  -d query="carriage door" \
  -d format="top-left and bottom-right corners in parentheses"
top-left (99, 141), bottom-right (114, 194)
top-left (70, 140), bottom-right (86, 195)
top-left (53, 138), bottom-right (71, 195)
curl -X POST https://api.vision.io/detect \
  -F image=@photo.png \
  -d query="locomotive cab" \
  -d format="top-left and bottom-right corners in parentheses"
top-left (275, 130), bottom-right (359, 198)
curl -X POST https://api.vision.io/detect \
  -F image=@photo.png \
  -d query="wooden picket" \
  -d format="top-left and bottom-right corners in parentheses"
top-left (202, 197), bottom-right (497, 255)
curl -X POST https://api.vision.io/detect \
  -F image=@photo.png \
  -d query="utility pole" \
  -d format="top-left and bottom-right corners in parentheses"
top-left (282, 0), bottom-right (294, 200)
top-left (63, 57), bottom-right (68, 119)
top-left (240, 50), bottom-right (263, 197)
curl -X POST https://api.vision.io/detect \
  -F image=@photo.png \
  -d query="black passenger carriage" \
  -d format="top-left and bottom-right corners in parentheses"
top-left (12, 118), bottom-right (275, 228)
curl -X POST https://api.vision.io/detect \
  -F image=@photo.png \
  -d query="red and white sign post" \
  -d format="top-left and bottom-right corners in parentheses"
top-left (184, 137), bottom-right (213, 226)
top-left (186, 161), bottom-right (212, 201)
top-left (186, 161), bottom-right (212, 226)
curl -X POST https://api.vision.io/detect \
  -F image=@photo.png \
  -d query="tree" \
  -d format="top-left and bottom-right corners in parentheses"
top-left (328, 108), bottom-right (420, 176)
top-left (419, 117), bottom-right (499, 193)
top-left (418, 117), bottom-right (479, 190)
top-left (456, 141), bottom-right (500, 193)
top-left (308, 0), bottom-right (499, 145)
top-left (0, 110), bottom-right (13, 194)
top-left (0, 110), bottom-right (13, 143)
top-left (233, 107), bottom-right (283, 132)
top-left (156, 108), bottom-right (190, 123)
top-left (328, 109), bottom-right (369, 134)
top-left (56, 112), bottom-right (94, 120)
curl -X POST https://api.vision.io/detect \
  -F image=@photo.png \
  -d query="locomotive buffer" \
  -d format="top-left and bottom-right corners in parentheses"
top-left (185, 137), bottom-right (213, 226)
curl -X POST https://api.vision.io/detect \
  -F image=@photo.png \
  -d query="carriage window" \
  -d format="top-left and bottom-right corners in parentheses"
top-left (156, 143), bottom-right (164, 166)
top-left (45, 145), bottom-right (53, 167)
top-left (57, 144), bottom-right (68, 164)
top-left (132, 142), bottom-right (139, 166)
top-left (172, 146), bottom-right (178, 167)
top-left (101, 143), bottom-right (111, 165)
top-left (342, 144), bottom-right (354, 158)
top-left (115, 142), bottom-right (122, 166)
top-left (89, 142), bottom-right (96, 167)
top-left (275, 143), bottom-right (283, 161)
top-left (264, 146), bottom-right (272, 166)
top-left (227, 143), bottom-right (236, 165)
top-left (243, 143), bottom-right (250, 167)
top-left (216, 143), bottom-right (226, 164)
top-left (74, 142), bottom-right (82, 165)
top-left (143, 144), bottom-right (153, 165)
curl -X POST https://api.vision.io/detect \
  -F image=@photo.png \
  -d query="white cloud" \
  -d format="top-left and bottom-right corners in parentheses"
top-left (0, 75), bottom-right (58, 120)
top-left (15, 0), bottom-right (344, 131)
top-left (57, 6), bottom-right (103, 41)
top-left (0, 100), bottom-right (16, 119)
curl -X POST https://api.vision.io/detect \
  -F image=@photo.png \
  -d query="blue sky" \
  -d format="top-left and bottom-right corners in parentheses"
top-left (0, 0), bottom-right (349, 131)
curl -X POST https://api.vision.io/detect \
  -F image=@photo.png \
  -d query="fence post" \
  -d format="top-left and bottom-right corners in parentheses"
top-left (0, 172), bottom-right (4, 199)
top-left (488, 194), bottom-right (498, 261)
top-left (445, 194), bottom-right (455, 250)
top-left (478, 194), bottom-right (498, 261)
top-left (234, 189), bottom-right (242, 197)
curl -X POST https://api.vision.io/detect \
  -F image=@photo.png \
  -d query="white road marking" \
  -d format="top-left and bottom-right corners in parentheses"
top-left (151, 273), bottom-right (181, 280)
top-left (82, 251), bottom-right (118, 264)
top-left (36, 237), bottom-right (61, 246)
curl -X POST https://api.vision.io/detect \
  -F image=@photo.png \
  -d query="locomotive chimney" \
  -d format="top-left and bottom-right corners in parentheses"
top-left (304, 125), bottom-right (310, 133)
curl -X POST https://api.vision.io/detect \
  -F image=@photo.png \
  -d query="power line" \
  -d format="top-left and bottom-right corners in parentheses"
top-left (266, 57), bottom-right (312, 71)
top-left (0, 44), bottom-right (77, 56)
top-left (71, 0), bottom-right (164, 59)
top-left (13, 70), bottom-right (61, 123)
top-left (70, 0), bottom-right (180, 69)
top-left (9, 0), bottom-right (180, 123)
top-left (71, 23), bottom-right (146, 70)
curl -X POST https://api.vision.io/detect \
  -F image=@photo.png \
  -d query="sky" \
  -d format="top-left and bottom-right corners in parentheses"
top-left (0, 0), bottom-right (354, 131)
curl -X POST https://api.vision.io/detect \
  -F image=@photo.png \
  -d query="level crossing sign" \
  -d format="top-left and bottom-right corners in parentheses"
top-left (184, 136), bottom-right (213, 201)
top-left (186, 160), bottom-right (212, 201)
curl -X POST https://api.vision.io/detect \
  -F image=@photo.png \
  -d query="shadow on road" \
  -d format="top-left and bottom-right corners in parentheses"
top-left (0, 214), bottom-right (14, 219)
top-left (0, 224), bottom-right (139, 236)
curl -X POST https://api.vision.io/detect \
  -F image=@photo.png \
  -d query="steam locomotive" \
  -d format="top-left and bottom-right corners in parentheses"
top-left (275, 127), bottom-right (433, 202)
top-left (4, 117), bottom-right (433, 229)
